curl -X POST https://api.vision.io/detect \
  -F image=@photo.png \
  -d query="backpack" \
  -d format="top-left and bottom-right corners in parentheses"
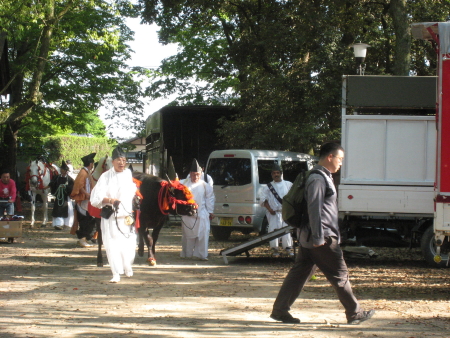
top-left (282, 169), bottom-right (332, 233)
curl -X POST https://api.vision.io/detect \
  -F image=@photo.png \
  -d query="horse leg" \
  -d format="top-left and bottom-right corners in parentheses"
top-left (146, 231), bottom-right (156, 266)
top-left (96, 218), bottom-right (103, 267)
top-left (137, 226), bottom-right (145, 257)
top-left (30, 192), bottom-right (36, 228)
top-left (147, 217), bottom-right (165, 266)
top-left (151, 223), bottom-right (163, 258)
top-left (42, 190), bottom-right (49, 227)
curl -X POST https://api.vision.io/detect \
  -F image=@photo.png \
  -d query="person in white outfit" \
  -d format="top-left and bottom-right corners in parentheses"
top-left (185, 161), bottom-right (213, 187)
top-left (181, 159), bottom-right (215, 261)
top-left (90, 146), bottom-right (137, 283)
top-left (260, 163), bottom-right (294, 257)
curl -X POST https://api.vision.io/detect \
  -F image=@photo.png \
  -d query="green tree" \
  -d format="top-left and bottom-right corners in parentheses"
top-left (0, 0), bottom-right (147, 176)
top-left (139, 0), bottom-right (450, 152)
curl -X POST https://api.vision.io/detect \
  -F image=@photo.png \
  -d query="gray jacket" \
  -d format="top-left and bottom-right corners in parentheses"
top-left (299, 165), bottom-right (340, 249)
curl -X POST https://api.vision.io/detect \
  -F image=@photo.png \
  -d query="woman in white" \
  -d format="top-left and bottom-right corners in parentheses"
top-left (90, 147), bottom-right (137, 283)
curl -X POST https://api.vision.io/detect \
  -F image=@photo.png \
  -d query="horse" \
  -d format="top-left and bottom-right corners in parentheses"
top-left (94, 171), bottom-right (197, 268)
top-left (133, 172), bottom-right (198, 266)
top-left (26, 158), bottom-right (60, 228)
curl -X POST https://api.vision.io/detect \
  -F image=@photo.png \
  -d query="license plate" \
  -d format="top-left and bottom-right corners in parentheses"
top-left (220, 217), bottom-right (233, 226)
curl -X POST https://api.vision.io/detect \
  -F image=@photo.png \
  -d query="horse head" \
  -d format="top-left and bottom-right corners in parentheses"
top-left (27, 158), bottom-right (56, 190)
top-left (93, 155), bottom-right (113, 181)
top-left (28, 160), bottom-right (42, 188)
top-left (166, 180), bottom-right (198, 217)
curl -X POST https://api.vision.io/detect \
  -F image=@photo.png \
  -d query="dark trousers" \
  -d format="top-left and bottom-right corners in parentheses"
top-left (272, 236), bottom-right (361, 321)
top-left (75, 209), bottom-right (96, 240)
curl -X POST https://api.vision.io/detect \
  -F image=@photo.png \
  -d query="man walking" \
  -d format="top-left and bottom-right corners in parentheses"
top-left (270, 142), bottom-right (375, 325)
top-left (260, 163), bottom-right (294, 257)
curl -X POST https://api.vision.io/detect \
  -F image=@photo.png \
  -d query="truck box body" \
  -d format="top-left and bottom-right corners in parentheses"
top-left (340, 76), bottom-right (437, 217)
top-left (144, 106), bottom-right (236, 179)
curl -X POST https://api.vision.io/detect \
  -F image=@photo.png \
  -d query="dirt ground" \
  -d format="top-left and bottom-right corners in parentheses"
top-left (0, 202), bottom-right (449, 338)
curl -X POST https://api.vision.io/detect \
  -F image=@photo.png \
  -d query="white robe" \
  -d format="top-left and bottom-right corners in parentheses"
top-left (90, 168), bottom-right (137, 278)
top-left (52, 200), bottom-right (74, 227)
top-left (181, 179), bottom-right (215, 259)
top-left (260, 180), bottom-right (293, 249)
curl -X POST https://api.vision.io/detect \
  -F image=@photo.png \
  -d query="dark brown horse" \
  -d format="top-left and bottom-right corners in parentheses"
top-left (133, 172), bottom-right (197, 266)
top-left (95, 172), bottom-right (197, 267)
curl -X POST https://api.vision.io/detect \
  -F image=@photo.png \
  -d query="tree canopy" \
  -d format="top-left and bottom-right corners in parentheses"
top-left (139, 0), bottom-right (450, 152)
top-left (0, 0), bottom-right (148, 174)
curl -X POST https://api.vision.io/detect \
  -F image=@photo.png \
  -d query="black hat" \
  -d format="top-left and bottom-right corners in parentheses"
top-left (112, 146), bottom-right (126, 160)
top-left (81, 153), bottom-right (96, 166)
top-left (271, 162), bottom-right (282, 172)
top-left (61, 160), bottom-right (70, 171)
top-left (190, 158), bottom-right (202, 173)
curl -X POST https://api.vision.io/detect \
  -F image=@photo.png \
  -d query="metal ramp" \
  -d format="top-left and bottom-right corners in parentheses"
top-left (219, 226), bottom-right (294, 264)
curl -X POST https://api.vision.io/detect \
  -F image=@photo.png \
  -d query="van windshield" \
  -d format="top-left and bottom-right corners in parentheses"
top-left (207, 158), bottom-right (252, 186)
top-left (258, 160), bottom-right (309, 184)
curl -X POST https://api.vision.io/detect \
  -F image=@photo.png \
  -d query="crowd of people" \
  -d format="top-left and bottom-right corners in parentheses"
top-left (1, 142), bottom-right (375, 325)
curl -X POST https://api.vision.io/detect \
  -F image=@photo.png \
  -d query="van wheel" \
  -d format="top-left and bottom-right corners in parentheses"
top-left (421, 226), bottom-right (449, 268)
top-left (211, 226), bottom-right (232, 241)
top-left (259, 217), bottom-right (269, 236)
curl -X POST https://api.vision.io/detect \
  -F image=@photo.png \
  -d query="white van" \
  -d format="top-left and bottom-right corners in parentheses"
top-left (205, 149), bottom-right (316, 240)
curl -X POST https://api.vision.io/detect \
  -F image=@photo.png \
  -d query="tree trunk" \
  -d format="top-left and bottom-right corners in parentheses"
top-left (1, 0), bottom-right (56, 178)
top-left (2, 121), bottom-right (20, 180)
top-left (390, 0), bottom-right (410, 76)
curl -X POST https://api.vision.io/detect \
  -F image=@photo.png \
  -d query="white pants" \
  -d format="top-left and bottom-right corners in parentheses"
top-left (52, 200), bottom-right (74, 227)
top-left (267, 211), bottom-right (293, 249)
top-left (181, 214), bottom-right (210, 259)
top-left (102, 216), bottom-right (136, 277)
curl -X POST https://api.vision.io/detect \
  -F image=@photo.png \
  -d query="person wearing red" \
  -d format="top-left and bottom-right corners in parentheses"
top-left (0, 169), bottom-right (17, 216)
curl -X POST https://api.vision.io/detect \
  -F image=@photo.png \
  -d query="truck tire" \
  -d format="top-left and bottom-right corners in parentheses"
top-left (259, 217), bottom-right (269, 236)
top-left (421, 226), bottom-right (449, 268)
top-left (211, 226), bottom-right (232, 241)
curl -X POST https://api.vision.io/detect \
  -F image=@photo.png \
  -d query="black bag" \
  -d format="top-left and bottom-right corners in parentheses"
top-left (101, 205), bottom-right (114, 219)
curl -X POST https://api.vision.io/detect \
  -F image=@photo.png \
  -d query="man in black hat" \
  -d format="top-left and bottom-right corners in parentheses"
top-left (70, 152), bottom-right (96, 247)
top-left (49, 160), bottom-right (74, 230)
top-left (260, 162), bottom-right (294, 257)
top-left (184, 160), bottom-right (213, 186)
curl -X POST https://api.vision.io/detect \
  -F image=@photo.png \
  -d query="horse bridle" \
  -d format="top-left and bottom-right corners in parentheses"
top-left (29, 161), bottom-right (48, 190)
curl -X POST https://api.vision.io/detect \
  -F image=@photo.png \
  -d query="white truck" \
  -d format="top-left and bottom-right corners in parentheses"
top-left (340, 21), bottom-right (450, 267)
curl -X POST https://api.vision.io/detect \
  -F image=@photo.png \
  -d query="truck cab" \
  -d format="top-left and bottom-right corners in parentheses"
top-left (206, 149), bottom-right (316, 240)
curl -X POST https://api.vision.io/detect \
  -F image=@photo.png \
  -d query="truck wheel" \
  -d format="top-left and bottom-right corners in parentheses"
top-left (421, 226), bottom-right (449, 268)
top-left (211, 226), bottom-right (232, 241)
top-left (259, 217), bottom-right (269, 236)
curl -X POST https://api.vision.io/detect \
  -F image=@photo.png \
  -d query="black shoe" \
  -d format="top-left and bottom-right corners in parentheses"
top-left (347, 309), bottom-right (375, 325)
top-left (270, 312), bottom-right (301, 324)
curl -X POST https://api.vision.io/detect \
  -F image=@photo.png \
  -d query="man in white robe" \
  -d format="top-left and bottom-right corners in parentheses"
top-left (260, 163), bottom-right (294, 257)
top-left (181, 159), bottom-right (215, 260)
top-left (90, 146), bottom-right (137, 283)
